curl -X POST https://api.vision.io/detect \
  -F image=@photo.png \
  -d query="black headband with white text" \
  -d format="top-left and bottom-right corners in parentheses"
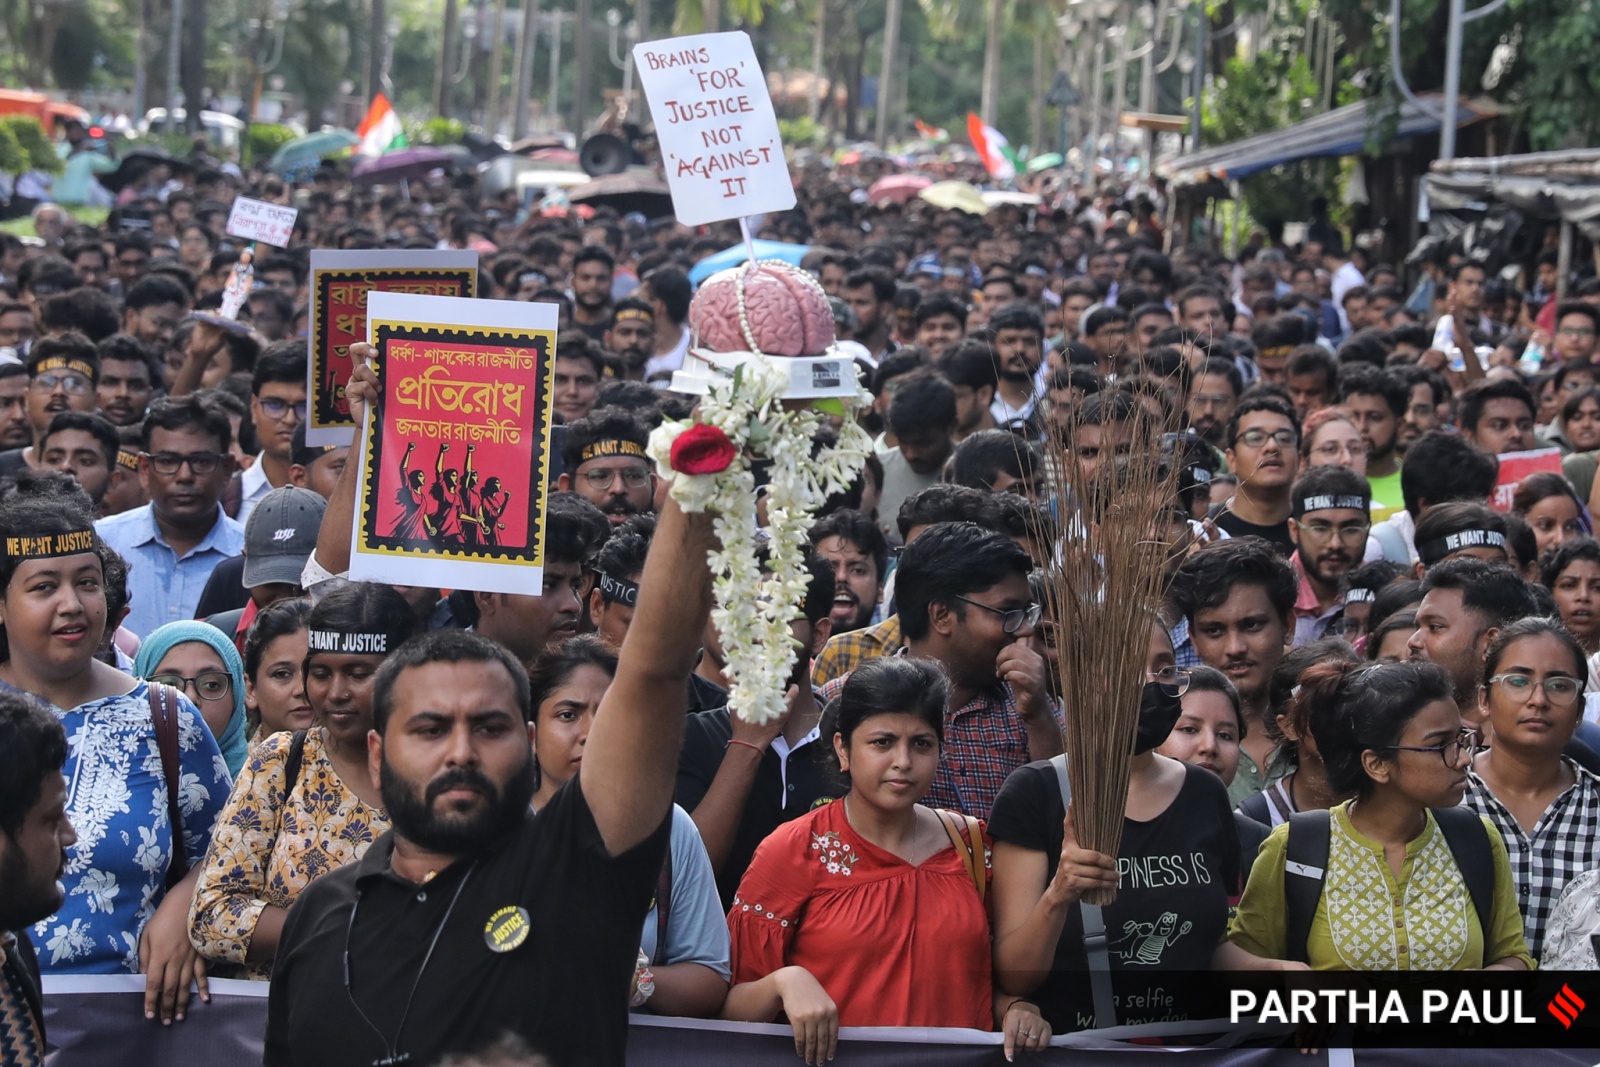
top-left (306, 629), bottom-right (398, 655)
top-left (579, 439), bottom-right (648, 463)
top-left (4, 529), bottom-right (95, 559)
top-left (598, 571), bottom-right (640, 607)
top-left (1293, 493), bottom-right (1371, 517)
top-left (1417, 529), bottom-right (1507, 566)
top-left (31, 356), bottom-right (97, 382)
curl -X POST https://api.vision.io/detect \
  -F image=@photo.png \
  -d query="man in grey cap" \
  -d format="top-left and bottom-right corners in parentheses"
top-left (203, 485), bottom-right (326, 648)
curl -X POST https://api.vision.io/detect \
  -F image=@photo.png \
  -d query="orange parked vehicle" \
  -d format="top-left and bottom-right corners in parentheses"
top-left (0, 89), bottom-right (91, 130)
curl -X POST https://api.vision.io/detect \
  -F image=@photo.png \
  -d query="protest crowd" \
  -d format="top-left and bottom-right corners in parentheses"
top-left (6, 131), bottom-right (1600, 1067)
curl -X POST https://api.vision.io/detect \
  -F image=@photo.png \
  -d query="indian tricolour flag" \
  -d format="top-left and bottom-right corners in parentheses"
top-left (967, 112), bottom-right (1017, 182)
top-left (356, 94), bottom-right (407, 158)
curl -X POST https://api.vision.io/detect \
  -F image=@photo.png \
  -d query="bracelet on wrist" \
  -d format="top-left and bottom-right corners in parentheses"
top-left (1000, 996), bottom-right (1038, 1016)
top-left (726, 738), bottom-right (765, 755)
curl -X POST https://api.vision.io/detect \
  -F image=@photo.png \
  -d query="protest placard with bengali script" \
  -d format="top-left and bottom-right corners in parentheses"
top-left (350, 292), bottom-right (556, 594)
top-left (306, 250), bottom-right (478, 446)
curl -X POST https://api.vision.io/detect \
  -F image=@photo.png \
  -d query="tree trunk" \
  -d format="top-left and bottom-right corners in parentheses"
top-left (844, 12), bottom-right (864, 141)
top-left (573, 0), bottom-right (590, 134)
top-left (436, 0), bottom-right (459, 118)
top-left (367, 0), bottom-right (387, 103)
top-left (873, 0), bottom-right (899, 145)
top-left (182, 0), bottom-right (206, 133)
top-left (31, 5), bottom-right (67, 86)
top-left (486, 0), bottom-right (507, 132)
top-left (979, 0), bottom-right (1001, 126)
top-left (808, 0), bottom-right (825, 122)
top-left (1030, 25), bottom-right (1045, 153)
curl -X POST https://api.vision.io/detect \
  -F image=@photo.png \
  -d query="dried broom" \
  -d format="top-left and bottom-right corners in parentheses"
top-left (1032, 394), bottom-right (1183, 905)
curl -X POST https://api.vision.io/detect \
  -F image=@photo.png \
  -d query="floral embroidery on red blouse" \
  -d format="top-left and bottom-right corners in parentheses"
top-left (810, 830), bottom-right (859, 876)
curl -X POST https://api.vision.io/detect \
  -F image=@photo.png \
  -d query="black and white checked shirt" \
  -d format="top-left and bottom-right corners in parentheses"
top-left (1463, 759), bottom-right (1600, 962)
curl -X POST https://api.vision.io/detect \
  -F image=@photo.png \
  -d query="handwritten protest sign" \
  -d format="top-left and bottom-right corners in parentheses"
top-left (350, 292), bottom-right (557, 595)
top-left (224, 196), bottom-right (298, 248)
top-left (632, 31), bottom-right (794, 226)
top-left (1490, 446), bottom-right (1564, 511)
top-left (306, 250), bottom-right (478, 445)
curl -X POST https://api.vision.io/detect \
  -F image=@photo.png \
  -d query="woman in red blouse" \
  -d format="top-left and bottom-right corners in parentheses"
top-left (724, 657), bottom-right (1052, 1064)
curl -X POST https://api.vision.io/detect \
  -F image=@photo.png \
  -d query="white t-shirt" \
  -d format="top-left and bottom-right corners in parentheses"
top-left (1330, 260), bottom-right (1365, 332)
top-left (644, 325), bottom-right (692, 385)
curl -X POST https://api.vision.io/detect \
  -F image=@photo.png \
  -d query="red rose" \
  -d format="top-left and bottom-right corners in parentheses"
top-left (670, 423), bottom-right (737, 475)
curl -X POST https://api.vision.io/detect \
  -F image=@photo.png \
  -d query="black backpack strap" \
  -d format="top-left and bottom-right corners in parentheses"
top-left (1282, 810), bottom-right (1333, 965)
top-left (1431, 806), bottom-right (1495, 937)
top-left (1050, 755), bottom-right (1117, 1028)
top-left (147, 683), bottom-right (190, 890)
top-left (1236, 789), bottom-right (1270, 826)
top-left (282, 729), bottom-right (308, 806)
top-left (651, 834), bottom-right (674, 967)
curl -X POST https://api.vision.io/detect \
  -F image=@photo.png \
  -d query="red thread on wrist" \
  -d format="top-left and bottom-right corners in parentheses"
top-left (726, 739), bottom-right (765, 755)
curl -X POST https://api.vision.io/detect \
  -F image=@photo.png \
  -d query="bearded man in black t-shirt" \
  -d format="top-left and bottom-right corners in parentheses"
top-left (265, 357), bottom-right (719, 1067)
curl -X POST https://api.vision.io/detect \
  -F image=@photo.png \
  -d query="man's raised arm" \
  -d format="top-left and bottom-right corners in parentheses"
top-left (583, 496), bottom-right (716, 855)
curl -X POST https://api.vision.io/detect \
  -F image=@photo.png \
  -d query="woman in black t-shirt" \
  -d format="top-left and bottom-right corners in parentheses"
top-left (988, 618), bottom-right (1239, 1033)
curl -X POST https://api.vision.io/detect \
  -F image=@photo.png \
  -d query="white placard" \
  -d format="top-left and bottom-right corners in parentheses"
top-left (225, 196), bottom-right (298, 248)
top-left (632, 32), bottom-right (795, 226)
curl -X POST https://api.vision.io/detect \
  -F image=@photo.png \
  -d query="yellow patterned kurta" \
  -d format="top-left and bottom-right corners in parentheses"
top-left (187, 728), bottom-right (388, 978)
top-left (1229, 801), bottom-right (1534, 970)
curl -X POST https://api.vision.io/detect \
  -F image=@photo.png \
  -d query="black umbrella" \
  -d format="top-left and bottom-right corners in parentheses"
top-left (98, 148), bottom-right (194, 195)
top-left (566, 171), bottom-right (674, 218)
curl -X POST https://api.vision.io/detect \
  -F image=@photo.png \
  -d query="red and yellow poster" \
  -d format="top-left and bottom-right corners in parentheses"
top-left (306, 249), bottom-right (478, 446)
top-left (349, 292), bottom-right (557, 595)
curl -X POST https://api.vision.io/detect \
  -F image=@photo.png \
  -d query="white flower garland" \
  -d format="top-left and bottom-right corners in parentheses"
top-left (647, 356), bottom-right (872, 725)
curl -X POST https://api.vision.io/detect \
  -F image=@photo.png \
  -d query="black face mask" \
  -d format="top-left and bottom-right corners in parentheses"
top-left (1134, 679), bottom-right (1183, 755)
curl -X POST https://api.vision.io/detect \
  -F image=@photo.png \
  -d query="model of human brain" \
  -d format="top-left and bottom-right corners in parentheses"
top-left (689, 260), bottom-right (836, 358)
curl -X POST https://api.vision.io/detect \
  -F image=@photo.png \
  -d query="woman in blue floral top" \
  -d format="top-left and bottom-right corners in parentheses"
top-left (0, 486), bottom-right (230, 1025)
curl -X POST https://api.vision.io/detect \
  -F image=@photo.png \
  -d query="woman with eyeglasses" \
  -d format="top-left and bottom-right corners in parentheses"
top-left (1299, 407), bottom-right (1368, 475)
top-left (187, 583), bottom-right (417, 978)
top-left (1462, 617), bottom-right (1600, 961)
top-left (989, 615), bottom-right (1241, 1032)
top-left (133, 620), bottom-right (250, 776)
top-left (1224, 660), bottom-right (1532, 971)
top-left (0, 488), bottom-right (230, 1024)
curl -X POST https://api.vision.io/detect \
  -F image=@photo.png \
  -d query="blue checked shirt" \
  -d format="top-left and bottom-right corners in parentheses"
top-left (96, 504), bottom-right (244, 639)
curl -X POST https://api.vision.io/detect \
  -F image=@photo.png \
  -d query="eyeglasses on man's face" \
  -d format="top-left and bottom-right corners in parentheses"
top-left (143, 451), bottom-right (228, 476)
top-left (953, 595), bottom-right (1042, 635)
top-left (1234, 428), bottom-right (1298, 450)
top-left (31, 373), bottom-right (92, 397)
top-left (258, 397), bottom-right (307, 421)
top-left (580, 465), bottom-right (651, 491)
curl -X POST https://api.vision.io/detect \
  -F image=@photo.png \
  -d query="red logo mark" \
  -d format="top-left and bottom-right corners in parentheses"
top-left (1549, 984), bottom-right (1586, 1029)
